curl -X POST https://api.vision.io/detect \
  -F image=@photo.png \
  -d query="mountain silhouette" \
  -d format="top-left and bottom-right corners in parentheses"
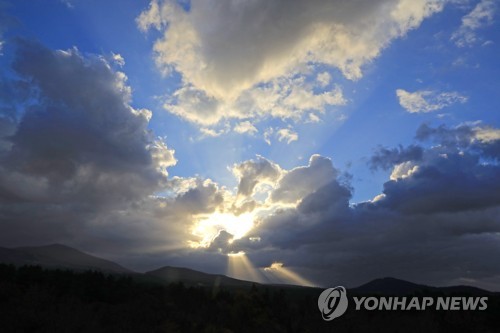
top-left (0, 244), bottom-right (496, 295)
top-left (146, 266), bottom-right (256, 288)
top-left (0, 244), bottom-right (132, 274)
top-left (351, 277), bottom-right (494, 296)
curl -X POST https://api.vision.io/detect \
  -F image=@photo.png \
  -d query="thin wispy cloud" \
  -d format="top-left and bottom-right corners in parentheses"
top-left (452, 0), bottom-right (496, 47)
top-left (396, 89), bottom-right (468, 113)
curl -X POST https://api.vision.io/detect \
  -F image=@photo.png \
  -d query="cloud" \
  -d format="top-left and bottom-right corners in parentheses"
top-left (170, 178), bottom-right (225, 215)
top-left (199, 126), bottom-right (228, 138)
top-left (232, 156), bottom-right (282, 199)
top-left (0, 4), bottom-right (13, 56)
top-left (164, 71), bottom-right (346, 127)
top-left (396, 89), bottom-right (468, 113)
top-left (2, 39), bottom-right (500, 289)
top-left (233, 121), bottom-right (258, 135)
top-left (316, 72), bottom-right (331, 87)
top-left (0, 41), bottom-right (205, 260)
top-left (452, 0), bottom-right (496, 47)
top-left (276, 128), bottom-right (299, 144)
top-left (369, 123), bottom-right (500, 214)
top-left (3, 56), bottom-right (500, 291)
top-left (2, 40), bottom-right (176, 205)
top-left (370, 145), bottom-right (424, 170)
top-left (111, 52), bottom-right (125, 67)
top-left (227, 123), bottom-right (500, 288)
top-left (270, 155), bottom-right (338, 204)
top-left (139, 0), bottom-right (444, 126)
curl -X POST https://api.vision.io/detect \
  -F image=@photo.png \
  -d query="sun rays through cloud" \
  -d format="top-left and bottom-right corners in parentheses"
top-left (190, 212), bottom-right (255, 248)
top-left (263, 262), bottom-right (316, 287)
top-left (1, 0), bottom-right (500, 292)
top-left (227, 251), bottom-right (265, 283)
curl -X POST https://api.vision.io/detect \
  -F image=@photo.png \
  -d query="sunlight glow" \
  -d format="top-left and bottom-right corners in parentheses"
top-left (227, 252), bottom-right (264, 283)
top-left (190, 212), bottom-right (255, 248)
top-left (263, 262), bottom-right (316, 287)
top-left (227, 251), bottom-right (246, 257)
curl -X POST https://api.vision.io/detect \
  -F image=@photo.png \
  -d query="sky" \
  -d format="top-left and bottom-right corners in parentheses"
top-left (0, 0), bottom-right (499, 289)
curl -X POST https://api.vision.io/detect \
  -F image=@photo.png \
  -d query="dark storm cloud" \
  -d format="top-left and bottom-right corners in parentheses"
top-left (228, 124), bottom-right (500, 289)
top-left (416, 123), bottom-right (500, 158)
top-left (369, 144), bottom-right (423, 170)
top-left (1, 39), bottom-right (500, 290)
top-left (373, 124), bottom-right (500, 214)
top-left (1, 40), bottom-right (176, 206)
top-left (173, 179), bottom-right (224, 215)
top-left (416, 123), bottom-right (475, 145)
top-left (0, 40), bottom-right (220, 257)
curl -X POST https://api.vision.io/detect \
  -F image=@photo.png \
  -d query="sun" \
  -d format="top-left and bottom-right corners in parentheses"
top-left (190, 212), bottom-right (255, 248)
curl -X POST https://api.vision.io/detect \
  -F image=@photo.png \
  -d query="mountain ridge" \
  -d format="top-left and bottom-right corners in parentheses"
top-left (146, 265), bottom-right (257, 288)
top-left (0, 244), bottom-right (496, 294)
top-left (351, 276), bottom-right (495, 295)
top-left (0, 243), bottom-right (132, 274)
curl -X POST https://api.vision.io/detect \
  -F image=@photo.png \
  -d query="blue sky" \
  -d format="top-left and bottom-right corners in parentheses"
top-left (4, 0), bottom-right (498, 201)
top-left (1, 0), bottom-right (500, 289)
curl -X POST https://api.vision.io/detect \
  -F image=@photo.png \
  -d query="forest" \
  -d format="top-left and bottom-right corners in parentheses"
top-left (0, 264), bottom-right (499, 332)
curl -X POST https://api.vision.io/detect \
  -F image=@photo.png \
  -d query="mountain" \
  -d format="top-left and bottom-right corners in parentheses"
top-left (351, 277), bottom-right (494, 296)
top-left (0, 244), bottom-right (496, 295)
top-left (0, 244), bottom-right (132, 274)
top-left (351, 277), bottom-right (432, 295)
top-left (146, 266), bottom-right (256, 288)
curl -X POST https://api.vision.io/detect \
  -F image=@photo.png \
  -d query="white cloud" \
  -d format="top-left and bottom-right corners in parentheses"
top-left (164, 73), bottom-right (346, 127)
top-left (307, 113), bottom-right (321, 123)
top-left (233, 121), bottom-right (258, 135)
top-left (276, 128), bottom-right (299, 144)
top-left (472, 126), bottom-right (500, 143)
top-left (316, 72), bottom-right (331, 87)
top-left (390, 161), bottom-right (420, 180)
top-left (111, 52), bottom-right (125, 67)
top-left (396, 89), bottom-right (468, 113)
top-left (139, 0), bottom-right (444, 126)
top-left (199, 127), bottom-right (229, 138)
top-left (452, 0), bottom-right (496, 47)
top-left (269, 154), bottom-right (338, 204)
top-left (264, 128), bottom-right (274, 145)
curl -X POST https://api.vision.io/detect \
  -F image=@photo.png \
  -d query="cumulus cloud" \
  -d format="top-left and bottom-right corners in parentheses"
top-left (164, 71), bottom-right (346, 127)
top-left (225, 123), bottom-right (500, 288)
top-left (139, 0), bottom-right (444, 126)
top-left (3, 59), bottom-right (500, 290)
top-left (369, 123), bottom-right (500, 214)
top-left (0, 40), bottom-right (217, 265)
top-left (232, 156), bottom-right (282, 199)
top-left (452, 0), bottom-right (496, 47)
top-left (270, 155), bottom-right (338, 204)
top-left (2, 40), bottom-right (176, 205)
top-left (396, 89), bottom-right (468, 113)
top-left (2, 40), bottom-right (500, 289)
